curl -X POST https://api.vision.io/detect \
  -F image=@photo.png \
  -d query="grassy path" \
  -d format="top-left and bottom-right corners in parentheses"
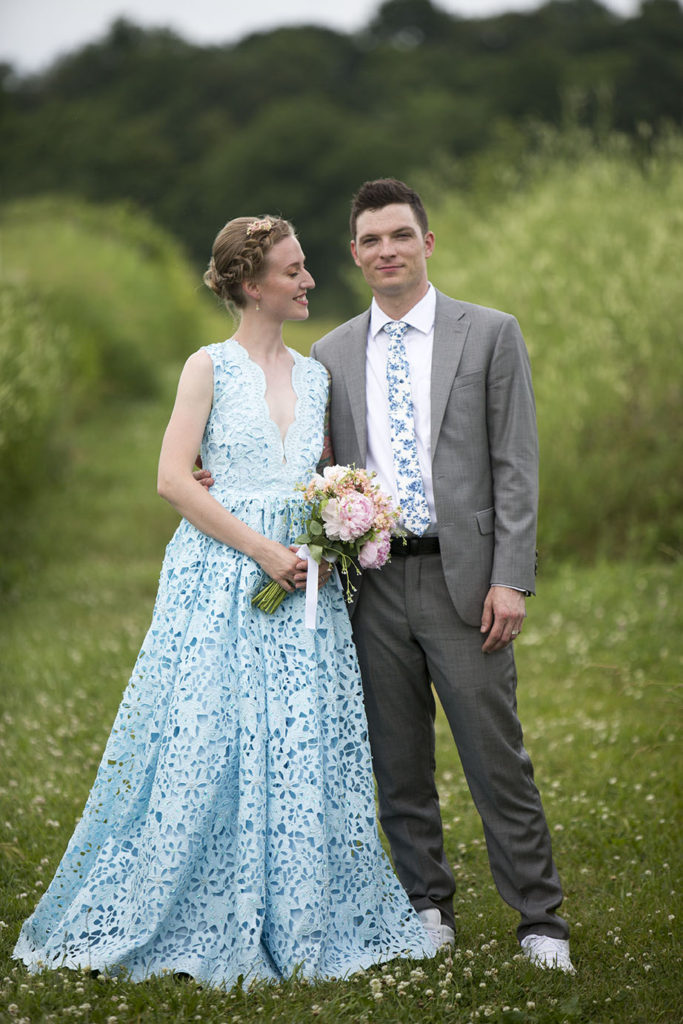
top-left (1, 385), bottom-right (681, 1023)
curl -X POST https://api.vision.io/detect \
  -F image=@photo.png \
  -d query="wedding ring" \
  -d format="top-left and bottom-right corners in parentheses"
top-left (511, 631), bottom-right (520, 637)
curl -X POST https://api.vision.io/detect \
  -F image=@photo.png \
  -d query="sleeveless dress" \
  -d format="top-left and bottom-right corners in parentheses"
top-left (14, 339), bottom-right (433, 988)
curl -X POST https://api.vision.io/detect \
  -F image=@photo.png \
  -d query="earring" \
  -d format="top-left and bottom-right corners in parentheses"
top-left (256, 302), bottom-right (260, 312)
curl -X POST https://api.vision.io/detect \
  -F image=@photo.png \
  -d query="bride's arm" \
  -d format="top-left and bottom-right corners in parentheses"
top-left (157, 350), bottom-right (303, 591)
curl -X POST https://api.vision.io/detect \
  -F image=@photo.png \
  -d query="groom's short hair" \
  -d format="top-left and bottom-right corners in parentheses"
top-left (350, 178), bottom-right (429, 239)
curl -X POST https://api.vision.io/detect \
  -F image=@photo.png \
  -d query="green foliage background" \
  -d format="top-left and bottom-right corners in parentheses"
top-left (423, 131), bottom-right (683, 564)
top-left (0, 198), bottom-right (225, 586)
top-left (2, 130), bottom-right (682, 581)
top-left (3, 0), bottom-right (683, 312)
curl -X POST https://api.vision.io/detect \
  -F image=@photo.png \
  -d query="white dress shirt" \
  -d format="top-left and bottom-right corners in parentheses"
top-left (366, 285), bottom-right (437, 530)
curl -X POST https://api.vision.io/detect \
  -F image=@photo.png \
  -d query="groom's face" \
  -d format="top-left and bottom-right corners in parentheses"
top-left (350, 203), bottom-right (434, 304)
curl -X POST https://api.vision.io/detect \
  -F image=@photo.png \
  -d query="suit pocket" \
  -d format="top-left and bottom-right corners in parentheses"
top-left (475, 507), bottom-right (495, 535)
top-left (451, 370), bottom-right (485, 391)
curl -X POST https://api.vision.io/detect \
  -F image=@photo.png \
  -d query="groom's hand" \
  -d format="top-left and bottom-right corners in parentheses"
top-left (192, 453), bottom-right (214, 489)
top-left (480, 586), bottom-right (526, 653)
top-left (193, 468), bottom-right (214, 488)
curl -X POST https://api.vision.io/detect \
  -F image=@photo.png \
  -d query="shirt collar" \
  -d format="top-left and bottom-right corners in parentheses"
top-left (370, 284), bottom-right (436, 340)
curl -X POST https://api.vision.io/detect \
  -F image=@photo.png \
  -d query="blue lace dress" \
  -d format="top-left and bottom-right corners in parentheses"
top-left (14, 339), bottom-right (433, 987)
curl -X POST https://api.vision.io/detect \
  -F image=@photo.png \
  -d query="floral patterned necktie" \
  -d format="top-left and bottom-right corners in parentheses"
top-left (383, 320), bottom-right (431, 536)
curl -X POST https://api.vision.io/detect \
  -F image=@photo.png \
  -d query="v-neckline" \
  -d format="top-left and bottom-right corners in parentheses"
top-left (229, 337), bottom-right (299, 458)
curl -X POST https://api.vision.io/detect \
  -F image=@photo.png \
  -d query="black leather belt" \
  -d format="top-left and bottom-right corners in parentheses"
top-left (390, 536), bottom-right (440, 557)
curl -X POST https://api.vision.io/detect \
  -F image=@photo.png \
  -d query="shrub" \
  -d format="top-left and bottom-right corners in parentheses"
top-left (1, 196), bottom-right (222, 402)
top-left (0, 197), bottom-right (224, 586)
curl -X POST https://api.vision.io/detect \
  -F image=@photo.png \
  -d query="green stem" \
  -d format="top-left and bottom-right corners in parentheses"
top-left (251, 579), bottom-right (288, 613)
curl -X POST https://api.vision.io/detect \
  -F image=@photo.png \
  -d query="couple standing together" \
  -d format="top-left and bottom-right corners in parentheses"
top-left (15, 179), bottom-right (574, 986)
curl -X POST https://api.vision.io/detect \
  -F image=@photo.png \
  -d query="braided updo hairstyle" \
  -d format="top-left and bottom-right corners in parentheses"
top-left (203, 216), bottom-right (295, 312)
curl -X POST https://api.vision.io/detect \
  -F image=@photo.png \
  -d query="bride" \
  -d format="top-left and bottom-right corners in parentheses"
top-left (14, 214), bottom-right (434, 988)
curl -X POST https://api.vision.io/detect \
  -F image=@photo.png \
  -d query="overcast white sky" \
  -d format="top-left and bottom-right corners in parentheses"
top-left (1, 0), bottom-right (643, 75)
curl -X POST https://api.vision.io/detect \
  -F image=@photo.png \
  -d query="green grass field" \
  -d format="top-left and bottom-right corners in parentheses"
top-left (1, 373), bottom-right (681, 1024)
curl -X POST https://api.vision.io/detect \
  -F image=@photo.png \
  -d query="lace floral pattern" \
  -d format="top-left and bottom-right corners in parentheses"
top-left (383, 321), bottom-right (431, 536)
top-left (14, 339), bottom-right (433, 987)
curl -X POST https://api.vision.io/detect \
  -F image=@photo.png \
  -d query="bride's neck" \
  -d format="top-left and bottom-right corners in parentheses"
top-left (233, 312), bottom-right (286, 361)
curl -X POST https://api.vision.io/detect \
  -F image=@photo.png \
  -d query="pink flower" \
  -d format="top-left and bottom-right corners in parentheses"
top-left (321, 492), bottom-right (375, 542)
top-left (303, 473), bottom-right (326, 500)
top-left (338, 492), bottom-right (375, 541)
top-left (358, 530), bottom-right (391, 569)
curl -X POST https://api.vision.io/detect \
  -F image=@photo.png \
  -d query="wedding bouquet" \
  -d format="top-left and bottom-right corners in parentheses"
top-left (252, 465), bottom-right (402, 614)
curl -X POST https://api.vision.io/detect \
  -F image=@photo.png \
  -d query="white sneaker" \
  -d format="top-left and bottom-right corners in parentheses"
top-left (520, 934), bottom-right (575, 974)
top-left (417, 908), bottom-right (455, 949)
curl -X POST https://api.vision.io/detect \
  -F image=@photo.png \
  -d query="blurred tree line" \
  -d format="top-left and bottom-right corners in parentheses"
top-left (2, 0), bottom-right (682, 312)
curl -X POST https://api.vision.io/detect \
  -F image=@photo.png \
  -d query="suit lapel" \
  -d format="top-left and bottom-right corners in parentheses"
top-left (430, 291), bottom-right (469, 454)
top-left (340, 311), bottom-right (370, 462)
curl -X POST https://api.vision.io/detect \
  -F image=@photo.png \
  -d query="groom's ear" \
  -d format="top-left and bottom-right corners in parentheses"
top-left (350, 240), bottom-right (361, 267)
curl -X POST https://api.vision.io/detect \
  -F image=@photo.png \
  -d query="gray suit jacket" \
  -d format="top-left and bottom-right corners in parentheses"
top-left (310, 289), bottom-right (539, 627)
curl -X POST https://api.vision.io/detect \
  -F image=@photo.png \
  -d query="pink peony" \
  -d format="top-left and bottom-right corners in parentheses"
top-left (337, 491), bottom-right (375, 541)
top-left (358, 530), bottom-right (391, 569)
top-left (322, 492), bottom-right (376, 541)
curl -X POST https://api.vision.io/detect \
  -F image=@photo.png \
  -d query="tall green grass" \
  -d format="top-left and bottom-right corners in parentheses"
top-left (420, 133), bottom-right (683, 566)
top-left (0, 197), bottom-right (226, 587)
top-left (1, 197), bottom-right (224, 401)
top-left (0, 281), bottom-right (68, 491)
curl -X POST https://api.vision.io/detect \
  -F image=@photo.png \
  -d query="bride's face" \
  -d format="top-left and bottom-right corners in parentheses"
top-left (255, 235), bottom-right (315, 322)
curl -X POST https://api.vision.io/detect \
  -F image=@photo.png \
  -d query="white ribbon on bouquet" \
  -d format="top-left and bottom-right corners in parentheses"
top-left (297, 545), bottom-right (341, 629)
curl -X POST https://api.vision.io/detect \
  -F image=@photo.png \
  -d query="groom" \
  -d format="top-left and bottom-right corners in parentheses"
top-left (311, 178), bottom-right (574, 972)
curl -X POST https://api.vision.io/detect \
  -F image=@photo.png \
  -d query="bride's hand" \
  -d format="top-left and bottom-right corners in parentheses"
top-left (257, 540), bottom-right (305, 592)
top-left (287, 548), bottom-right (333, 590)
